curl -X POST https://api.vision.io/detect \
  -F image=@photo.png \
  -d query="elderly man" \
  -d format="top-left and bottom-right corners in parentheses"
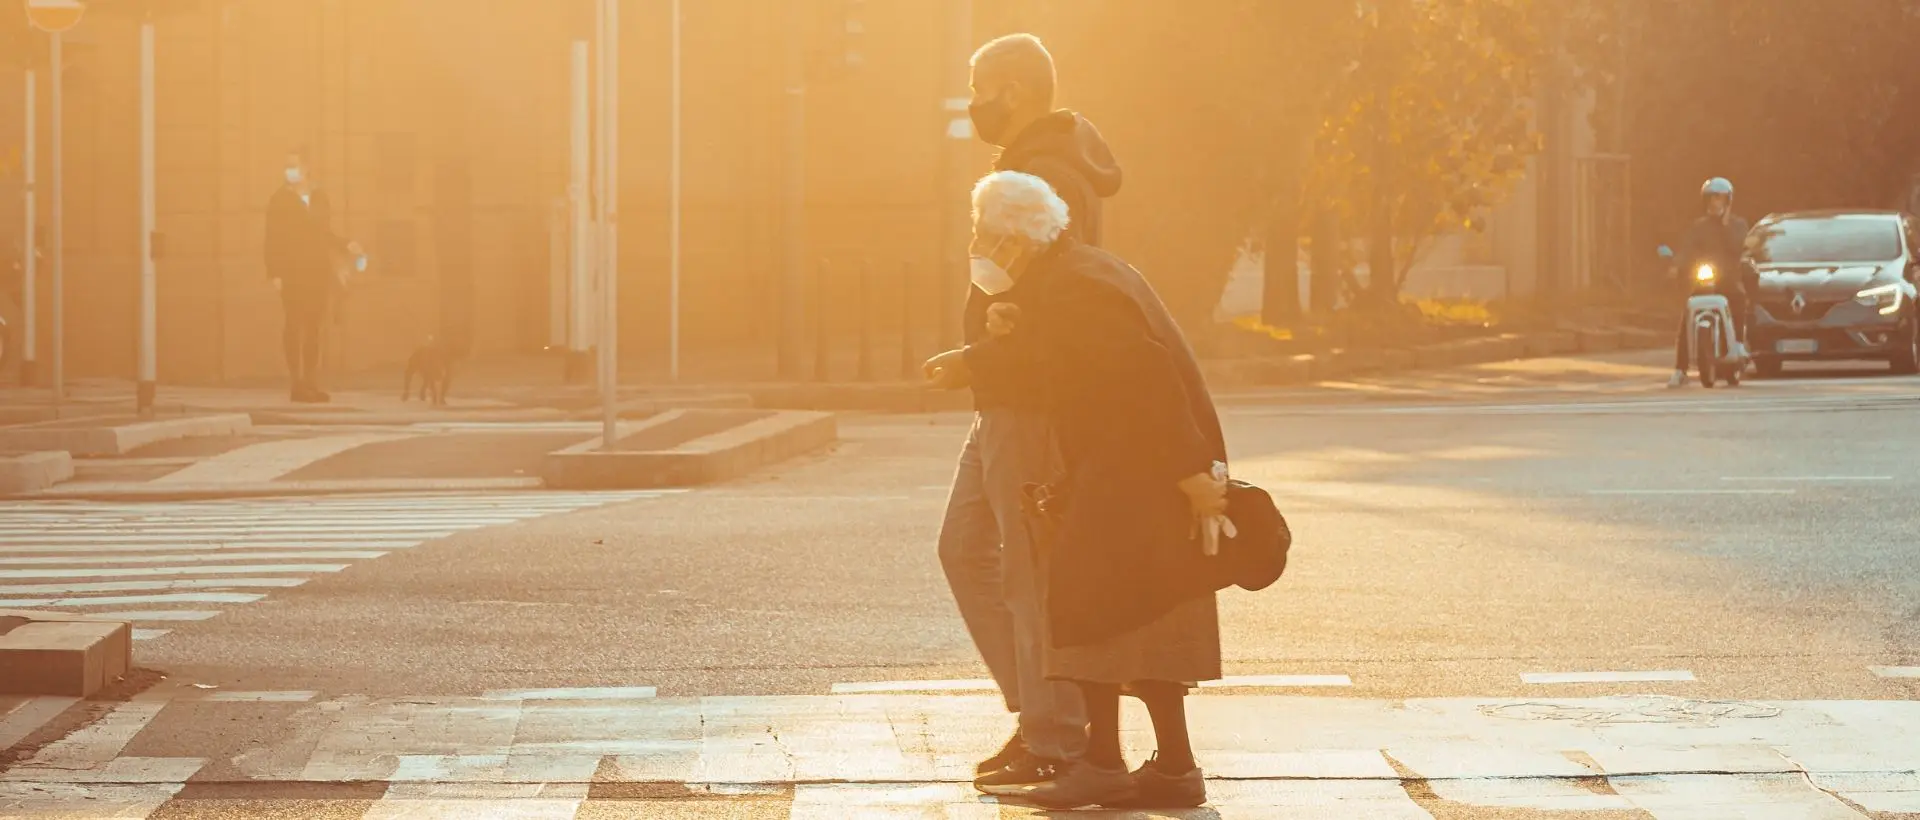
top-left (932, 32), bottom-right (1121, 794)
top-left (926, 171), bottom-right (1228, 810)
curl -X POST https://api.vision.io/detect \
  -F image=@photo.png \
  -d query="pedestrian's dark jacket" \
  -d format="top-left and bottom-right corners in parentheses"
top-left (1677, 213), bottom-right (1754, 297)
top-left (965, 111), bottom-right (1123, 413)
top-left (963, 237), bottom-right (1226, 647)
top-left (265, 186), bottom-right (346, 295)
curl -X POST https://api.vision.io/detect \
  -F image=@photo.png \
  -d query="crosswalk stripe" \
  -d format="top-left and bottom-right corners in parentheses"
top-left (0, 563), bottom-right (351, 579)
top-left (0, 491), bottom-right (663, 629)
top-left (0, 550), bottom-right (390, 565)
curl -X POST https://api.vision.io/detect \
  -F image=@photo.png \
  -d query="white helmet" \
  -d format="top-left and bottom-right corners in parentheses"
top-left (1701, 177), bottom-right (1734, 200)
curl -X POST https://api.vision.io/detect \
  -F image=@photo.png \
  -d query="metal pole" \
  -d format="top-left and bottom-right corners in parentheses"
top-left (856, 259), bottom-right (872, 381)
top-left (778, 0), bottom-right (806, 379)
top-left (668, 0), bottom-right (681, 382)
top-left (813, 258), bottom-right (829, 382)
top-left (599, 0), bottom-right (621, 449)
top-left (21, 69), bottom-right (36, 386)
top-left (937, 0), bottom-right (972, 350)
top-left (137, 19), bottom-right (158, 415)
top-left (898, 261), bottom-right (914, 380)
top-left (50, 31), bottom-right (64, 404)
top-left (569, 40), bottom-right (590, 360)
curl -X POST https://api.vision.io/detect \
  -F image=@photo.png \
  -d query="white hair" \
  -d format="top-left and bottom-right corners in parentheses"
top-left (972, 171), bottom-right (1070, 245)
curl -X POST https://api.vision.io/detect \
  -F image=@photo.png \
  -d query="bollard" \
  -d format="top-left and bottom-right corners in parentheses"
top-left (813, 258), bottom-right (831, 382)
top-left (857, 260), bottom-right (874, 382)
top-left (899, 261), bottom-right (915, 380)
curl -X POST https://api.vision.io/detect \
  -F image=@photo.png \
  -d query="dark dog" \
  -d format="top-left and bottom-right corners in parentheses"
top-left (402, 336), bottom-right (454, 406)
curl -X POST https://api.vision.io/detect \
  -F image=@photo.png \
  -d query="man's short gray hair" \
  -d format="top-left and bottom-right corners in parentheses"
top-left (969, 33), bottom-right (1057, 106)
top-left (973, 171), bottom-right (1070, 245)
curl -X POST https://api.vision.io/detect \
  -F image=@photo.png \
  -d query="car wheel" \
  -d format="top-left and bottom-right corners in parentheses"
top-left (1892, 317), bottom-right (1920, 376)
top-left (1754, 356), bottom-right (1783, 379)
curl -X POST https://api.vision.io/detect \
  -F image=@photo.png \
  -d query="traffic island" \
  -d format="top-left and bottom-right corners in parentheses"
top-left (543, 409), bottom-right (838, 489)
top-left (0, 413), bottom-right (252, 457)
top-left (0, 610), bottom-right (133, 697)
top-left (0, 451), bottom-right (74, 495)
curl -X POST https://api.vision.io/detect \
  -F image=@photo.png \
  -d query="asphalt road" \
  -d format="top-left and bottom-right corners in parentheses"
top-left (49, 350), bottom-right (1917, 702)
top-left (6, 350), bottom-right (1920, 817)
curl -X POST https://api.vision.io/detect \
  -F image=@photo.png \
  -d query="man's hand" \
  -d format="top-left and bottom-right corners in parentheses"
top-left (986, 303), bottom-right (1021, 338)
top-left (1177, 471), bottom-right (1228, 519)
top-left (923, 349), bottom-right (971, 390)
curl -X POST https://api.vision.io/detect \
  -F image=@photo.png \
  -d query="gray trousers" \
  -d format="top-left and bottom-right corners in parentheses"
top-left (937, 410), bottom-right (1087, 761)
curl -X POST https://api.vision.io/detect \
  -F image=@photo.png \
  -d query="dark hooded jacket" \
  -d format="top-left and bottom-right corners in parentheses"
top-left (963, 237), bottom-right (1226, 647)
top-left (965, 110), bottom-right (1123, 412)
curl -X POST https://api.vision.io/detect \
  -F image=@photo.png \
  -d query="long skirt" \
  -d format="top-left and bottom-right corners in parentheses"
top-left (1045, 591), bottom-right (1222, 686)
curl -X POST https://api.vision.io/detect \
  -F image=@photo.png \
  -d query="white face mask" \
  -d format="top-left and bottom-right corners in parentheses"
top-left (285, 167), bottom-right (304, 185)
top-left (969, 238), bottom-right (1017, 295)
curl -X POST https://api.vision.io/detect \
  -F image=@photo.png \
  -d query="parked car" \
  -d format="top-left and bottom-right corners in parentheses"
top-left (1746, 210), bottom-right (1920, 377)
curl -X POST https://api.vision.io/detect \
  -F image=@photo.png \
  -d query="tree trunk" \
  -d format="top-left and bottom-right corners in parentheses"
top-left (1308, 207), bottom-right (1341, 313)
top-left (1260, 195), bottom-right (1303, 326)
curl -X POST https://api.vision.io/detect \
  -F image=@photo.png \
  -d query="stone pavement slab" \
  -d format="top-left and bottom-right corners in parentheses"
top-left (3, 694), bottom-right (1917, 817)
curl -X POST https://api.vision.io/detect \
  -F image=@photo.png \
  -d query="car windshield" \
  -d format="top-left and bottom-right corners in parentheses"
top-left (1748, 217), bottom-right (1904, 264)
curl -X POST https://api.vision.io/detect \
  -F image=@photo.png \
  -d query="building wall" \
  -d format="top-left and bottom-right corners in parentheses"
top-left (7, 0), bottom-right (960, 386)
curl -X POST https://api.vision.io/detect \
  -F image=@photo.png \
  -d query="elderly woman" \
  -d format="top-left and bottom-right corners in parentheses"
top-left (924, 171), bottom-right (1229, 810)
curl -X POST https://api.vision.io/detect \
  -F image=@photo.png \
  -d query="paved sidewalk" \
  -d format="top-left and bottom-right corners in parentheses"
top-left (3, 692), bottom-right (1917, 817)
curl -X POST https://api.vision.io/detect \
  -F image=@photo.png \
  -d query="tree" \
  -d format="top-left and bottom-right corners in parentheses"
top-left (1612, 0), bottom-right (1920, 250)
top-left (1309, 0), bottom-right (1546, 308)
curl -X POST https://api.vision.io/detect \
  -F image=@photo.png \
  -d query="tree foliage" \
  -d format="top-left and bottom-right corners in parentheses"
top-left (1609, 0), bottom-right (1920, 249)
top-left (1310, 0), bottom-right (1547, 305)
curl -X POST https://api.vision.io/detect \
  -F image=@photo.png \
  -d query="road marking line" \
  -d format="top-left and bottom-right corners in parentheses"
top-left (0, 577), bottom-right (309, 595)
top-left (93, 610), bottom-right (221, 621)
top-left (830, 679), bottom-right (998, 694)
top-left (1520, 670), bottom-right (1696, 685)
top-left (1, 541), bottom-right (420, 554)
top-left (16, 701), bottom-right (164, 765)
top-left (0, 591), bottom-right (267, 607)
top-left (1721, 476), bottom-right (1893, 482)
top-left (0, 529), bottom-right (466, 543)
top-left (0, 550), bottom-right (389, 566)
top-left (152, 433), bottom-right (419, 485)
top-left (0, 563), bottom-right (350, 579)
top-left (1869, 666), bottom-right (1920, 679)
top-left (1587, 489), bottom-right (1796, 496)
top-left (480, 687), bottom-right (657, 701)
top-left (202, 691), bottom-right (318, 703)
top-left (0, 696), bottom-right (79, 751)
top-left (1199, 674), bottom-right (1355, 688)
top-left (132, 629), bottom-right (170, 641)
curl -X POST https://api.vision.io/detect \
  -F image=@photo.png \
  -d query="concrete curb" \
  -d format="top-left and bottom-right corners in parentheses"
top-left (16, 476), bottom-right (544, 502)
top-left (544, 410), bottom-right (838, 490)
top-left (0, 413), bottom-right (252, 457)
top-left (0, 451), bottom-right (74, 495)
top-left (0, 610), bottom-right (132, 697)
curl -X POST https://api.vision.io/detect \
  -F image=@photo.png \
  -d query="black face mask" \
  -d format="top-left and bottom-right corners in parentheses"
top-left (968, 91), bottom-right (1015, 147)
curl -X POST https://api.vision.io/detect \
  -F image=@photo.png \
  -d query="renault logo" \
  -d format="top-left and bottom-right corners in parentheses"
top-left (1790, 292), bottom-right (1807, 316)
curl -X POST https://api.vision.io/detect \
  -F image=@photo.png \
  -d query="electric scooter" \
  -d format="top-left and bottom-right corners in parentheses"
top-left (1659, 245), bottom-right (1749, 388)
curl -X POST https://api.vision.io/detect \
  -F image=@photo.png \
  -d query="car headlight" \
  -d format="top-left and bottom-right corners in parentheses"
top-left (1694, 264), bottom-right (1715, 283)
top-left (1855, 283), bottom-right (1904, 315)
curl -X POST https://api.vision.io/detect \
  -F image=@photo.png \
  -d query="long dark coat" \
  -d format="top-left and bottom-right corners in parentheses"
top-left (963, 238), bottom-right (1228, 648)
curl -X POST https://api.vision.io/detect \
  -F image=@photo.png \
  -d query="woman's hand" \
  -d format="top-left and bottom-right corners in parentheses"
top-left (986, 303), bottom-right (1021, 337)
top-left (1177, 471), bottom-right (1228, 519)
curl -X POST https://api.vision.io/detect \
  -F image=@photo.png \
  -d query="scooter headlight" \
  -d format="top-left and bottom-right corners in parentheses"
top-left (1694, 264), bottom-right (1716, 283)
top-left (1855, 283), bottom-right (1904, 316)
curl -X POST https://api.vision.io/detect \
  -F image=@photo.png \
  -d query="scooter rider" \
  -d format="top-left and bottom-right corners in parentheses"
top-left (1669, 177), bottom-right (1754, 387)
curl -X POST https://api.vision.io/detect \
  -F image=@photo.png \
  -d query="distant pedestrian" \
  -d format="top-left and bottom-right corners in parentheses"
top-left (926, 171), bottom-right (1228, 810)
top-left (264, 149), bottom-right (357, 403)
top-left (933, 31), bottom-right (1123, 795)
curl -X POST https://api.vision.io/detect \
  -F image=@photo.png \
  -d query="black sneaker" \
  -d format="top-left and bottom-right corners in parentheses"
top-left (975, 732), bottom-right (1026, 775)
top-left (974, 752), bottom-right (1065, 795)
top-left (1115, 753), bottom-right (1206, 808)
top-left (1023, 760), bottom-right (1136, 809)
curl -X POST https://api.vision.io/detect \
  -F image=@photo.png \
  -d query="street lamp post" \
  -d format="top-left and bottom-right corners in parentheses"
top-left (597, 0), bottom-right (621, 449)
top-left (136, 13), bottom-right (158, 416)
top-left (21, 69), bottom-right (36, 387)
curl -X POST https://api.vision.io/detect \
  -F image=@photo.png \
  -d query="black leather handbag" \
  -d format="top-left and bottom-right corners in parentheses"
top-left (1020, 479), bottom-right (1291, 592)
